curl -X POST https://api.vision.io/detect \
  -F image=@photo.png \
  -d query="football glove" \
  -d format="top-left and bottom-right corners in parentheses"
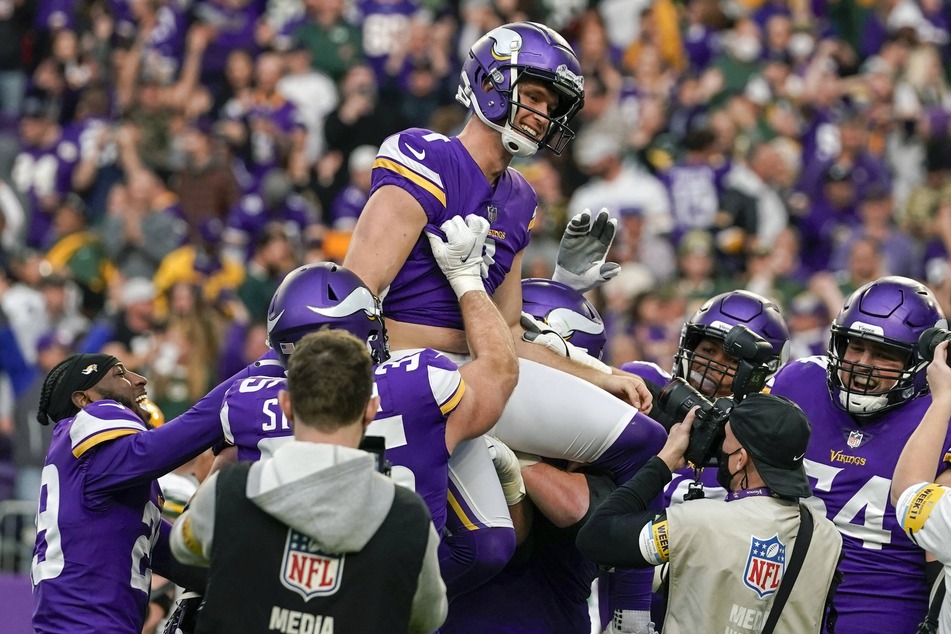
top-left (553, 208), bottom-right (621, 293)
top-left (485, 435), bottom-right (525, 505)
top-left (520, 313), bottom-right (611, 374)
top-left (425, 215), bottom-right (490, 298)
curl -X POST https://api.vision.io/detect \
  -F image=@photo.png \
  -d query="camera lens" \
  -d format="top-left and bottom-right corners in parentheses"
top-left (659, 377), bottom-right (706, 422)
top-left (918, 327), bottom-right (951, 363)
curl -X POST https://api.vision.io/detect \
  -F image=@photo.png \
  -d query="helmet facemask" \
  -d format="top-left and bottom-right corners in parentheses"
top-left (827, 329), bottom-right (921, 417)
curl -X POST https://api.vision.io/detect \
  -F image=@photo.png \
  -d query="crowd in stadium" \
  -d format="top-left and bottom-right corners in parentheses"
top-left (4, 0), bottom-right (951, 632)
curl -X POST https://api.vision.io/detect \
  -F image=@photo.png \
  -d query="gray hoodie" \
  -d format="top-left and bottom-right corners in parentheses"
top-left (171, 441), bottom-right (447, 634)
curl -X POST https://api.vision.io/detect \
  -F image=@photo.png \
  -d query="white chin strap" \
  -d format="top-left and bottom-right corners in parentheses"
top-left (838, 389), bottom-right (889, 414)
top-left (500, 126), bottom-right (539, 158)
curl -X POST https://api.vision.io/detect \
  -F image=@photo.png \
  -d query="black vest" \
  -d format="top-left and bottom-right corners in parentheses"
top-left (195, 462), bottom-right (432, 634)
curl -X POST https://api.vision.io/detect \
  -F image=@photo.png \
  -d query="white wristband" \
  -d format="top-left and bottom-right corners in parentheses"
top-left (450, 276), bottom-right (486, 298)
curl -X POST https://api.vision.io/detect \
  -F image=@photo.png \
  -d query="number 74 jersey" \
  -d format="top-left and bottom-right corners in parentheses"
top-left (768, 356), bottom-right (951, 634)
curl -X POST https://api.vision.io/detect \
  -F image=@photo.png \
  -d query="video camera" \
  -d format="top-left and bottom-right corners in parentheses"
top-left (658, 324), bottom-right (776, 467)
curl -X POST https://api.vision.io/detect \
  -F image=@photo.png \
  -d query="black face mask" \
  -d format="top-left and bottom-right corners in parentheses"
top-left (716, 447), bottom-right (744, 490)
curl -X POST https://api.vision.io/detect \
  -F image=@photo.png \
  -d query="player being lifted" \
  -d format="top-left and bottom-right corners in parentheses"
top-left (343, 22), bottom-right (665, 633)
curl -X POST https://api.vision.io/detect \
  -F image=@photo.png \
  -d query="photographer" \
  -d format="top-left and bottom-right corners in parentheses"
top-left (577, 393), bottom-right (842, 633)
top-left (170, 330), bottom-right (447, 634)
top-left (892, 338), bottom-right (951, 634)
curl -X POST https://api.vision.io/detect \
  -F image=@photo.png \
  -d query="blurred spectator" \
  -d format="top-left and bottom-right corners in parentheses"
top-left (220, 51), bottom-right (308, 190)
top-left (153, 217), bottom-right (245, 319)
top-left (195, 0), bottom-right (265, 92)
top-left (117, 23), bottom-right (213, 174)
top-left (328, 144), bottom-right (376, 232)
top-left (621, 2), bottom-right (685, 77)
top-left (798, 162), bottom-right (862, 272)
top-left (79, 275), bottom-right (157, 371)
top-left (318, 63), bottom-right (405, 209)
top-left (785, 291), bottom-right (830, 360)
top-left (277, 41), bottom-right (338, 165)
top-left (100, 173), bottom-right (188, 279)
top-left (43, 194), bottom-right (114, 316)
top-left (658, 126), bottom-right (726, 237)
top-left (65, 86), bottom-right (120, 221)
top-left (293, 0), bottom-right (364, 82)
top-left (671, 229), bottom-right (733, 304)
top-left (745, 226), bottom-right (810, 307)
top-left (169, 117), bottom-right (241, 238)
top-left (721, 139), bottom-right (790, 254)
top-left (12, 90), bottom-right (79, 248)
top-left (710, 19), bottom-right (764, 99)
top-left (385, 14), bottom-right (455, 127)
top-left (10, 330), bottom-right (68, 502)
top-left (0, 0), bottom-right (34, 117)
top-left (830, 185), bottom-right (922, 278)
top-left (223, 168), bottom-right (319, 262)
top-left (36, 271), bottom-right (87, 348)
top-left (356, 0), bottom-right (423, 83)
top-left (1, 250), bottom-right (49, 362)
top-left (0, 177), bottom-right (25, 254)
top-left (236, 223), bottom-right (296, 323)
top-left (567, 124), bottom-right (674, 248)
top-left (150, 281), bottom-right (222, 419)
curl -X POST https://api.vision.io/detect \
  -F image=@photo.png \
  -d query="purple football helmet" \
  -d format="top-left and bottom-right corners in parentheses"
top-left (522, 278), bottom-right (606, 359)
top-left (828, 276), bottom-right (947, 416)
top-left (456, 22), bottom-right (585, 157)
top-left (674, 290), bottom-right (790, 397)
top-left (266, 262), bottom-right (388, 366)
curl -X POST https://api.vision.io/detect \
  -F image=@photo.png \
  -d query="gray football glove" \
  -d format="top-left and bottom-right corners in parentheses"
top-left (553, 208), bottom-right (621, 293)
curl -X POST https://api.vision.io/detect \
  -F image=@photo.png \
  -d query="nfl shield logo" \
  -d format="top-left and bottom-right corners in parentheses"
top-left (487, 204), bottom-right (498, 223)
top-left (280, 529), bottom-right (345, 601)
top-left (743, 534), bottom-right (786, 599)
top-left (847, 430), bottom-right (863, 449)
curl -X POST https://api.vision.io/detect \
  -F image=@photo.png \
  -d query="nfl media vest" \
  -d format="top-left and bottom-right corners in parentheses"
top-left (663, 496), bottom-right (842, 634)
top-left (194, 463), bottom-right (432, 634)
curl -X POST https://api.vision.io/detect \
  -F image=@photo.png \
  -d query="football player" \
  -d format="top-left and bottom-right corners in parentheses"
top-left (623, 290), bottom-right (790, 504)
top-left (30, 355), bottom-right (218, 633)
top-left (769, 276), bottom-right (951, 633)
top-left (219, 249), bottom-right (521, 597)
top-left (342, 25), bottom-right (664, 631)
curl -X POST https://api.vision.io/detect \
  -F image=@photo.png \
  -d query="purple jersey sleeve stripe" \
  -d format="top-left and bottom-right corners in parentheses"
top-left (373, 158), bottom-right (446, 207)
top-left (447, 489), bottom-right (479, 531)
top-left (439, 381), bottom-right (466, 416)
top-left (72, 428), bottom-right (140, 458)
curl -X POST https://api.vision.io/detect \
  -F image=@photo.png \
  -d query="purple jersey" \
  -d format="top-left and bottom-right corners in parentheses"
top-left (13, 136), bottom-right (80, 248)
top-left (371, 128), bottom-right (537, 330)
top-left (622, 361), bottom-right (726, 505)
top-left (221, 347), bottom-right (462, 533)
top-left (32, 401), bottom-right (165, 634)
top-left (221, 375), bottom-right (290, 462)
top-left (658, 163), bottom-right (723, 233)
top-left (366, 348), bottom-right (461, 532)
top-left (769, 356), bottom-right (951, 633)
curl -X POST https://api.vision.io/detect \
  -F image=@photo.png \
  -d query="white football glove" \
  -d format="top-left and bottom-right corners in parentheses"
top-left (603, 610), bottom-right (656, 634)
top-left (485, 435), bottom-right (525, 505)
top-left (553, 208), bottom-right (621, 293)
top-left (520, 313), bottom-right (612, 374)
top-left (425, 214), bottom-right (490, 298)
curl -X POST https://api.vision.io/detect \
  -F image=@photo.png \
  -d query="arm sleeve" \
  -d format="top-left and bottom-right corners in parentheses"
top-left (576, 456), bottom-right (672, 567)
top-left (170, 471), bottom-right (220, 567)
top-left (896, 481), bottom-right (951, 561)
top-left (82, 377), bottom-right (233, 494)
top-left (408, 523), bottom-right (448, 634)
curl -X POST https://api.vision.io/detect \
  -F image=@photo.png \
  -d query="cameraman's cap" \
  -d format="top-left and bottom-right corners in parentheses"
top-left (730, 392), bottom-right (812, 499)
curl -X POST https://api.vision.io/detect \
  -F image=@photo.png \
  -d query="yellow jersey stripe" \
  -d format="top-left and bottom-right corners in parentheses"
top-left (373, 158), bottom-right (447, 207)
top-left (72, 429), bottom-right (139, 458)
top-left (439, 381), bottom-right (466, 416)
top-left (447, 490), bottom-right (478, 531)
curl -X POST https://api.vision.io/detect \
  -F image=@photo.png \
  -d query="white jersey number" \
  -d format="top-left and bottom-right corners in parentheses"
top-left (804, 458), bottom-right (891, 550)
